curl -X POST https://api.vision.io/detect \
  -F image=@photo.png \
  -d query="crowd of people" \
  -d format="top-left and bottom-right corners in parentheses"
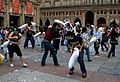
top-left (0, 20), bottom-right (120, 78)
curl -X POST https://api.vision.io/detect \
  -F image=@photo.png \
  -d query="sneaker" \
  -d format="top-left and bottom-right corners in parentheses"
top-left (23, 63), bottom-right (27, 67)
top-left (88, 60), bottom-right (92, 62)
top-left (4, 59), bottom-right (8, 62)
top-left (54, 64), bottom-right (60, 66)
top-left (82, 73), bottom-right (87, 78)
top-left (69, 67), bottom-right (75, 75)
top-left (94, 55), bottom-right (99, 57)
top-left (41, 63), bottom-right (46, 66)
top-left (10, 63), bottom-right (14, 67)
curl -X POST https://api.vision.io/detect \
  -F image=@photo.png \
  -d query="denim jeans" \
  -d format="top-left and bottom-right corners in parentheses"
top-left (84, 47), bottom-right (91, 61)
top-left (41, 39), bottom-right (44, 49)
top-left (24, 36), bottom-right (35, 48)
top-left (41, 39), bottom-right (59, 65)
top-left (108, 43), bottom-right (116, 57)
top-left (77, 51), bottom-right (87, 73)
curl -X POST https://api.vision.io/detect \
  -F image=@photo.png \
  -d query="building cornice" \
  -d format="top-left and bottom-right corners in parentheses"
top-left (40, 4), bottom-right (120, 12)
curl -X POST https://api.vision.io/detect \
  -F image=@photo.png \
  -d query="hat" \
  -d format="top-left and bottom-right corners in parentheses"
top-left (48, 25), bottom-right (52, 28)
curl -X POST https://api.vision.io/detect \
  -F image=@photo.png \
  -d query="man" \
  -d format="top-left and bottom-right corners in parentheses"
top-left (66, 31), bottom-right (87, 78)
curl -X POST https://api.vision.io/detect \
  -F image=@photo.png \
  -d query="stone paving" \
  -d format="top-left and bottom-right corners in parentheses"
top-left (0, 37), bottom-right (120, 82)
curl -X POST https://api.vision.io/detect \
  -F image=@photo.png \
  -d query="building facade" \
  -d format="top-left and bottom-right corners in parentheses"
top-left (39, 0), bottom-right (120, 27)
top-left (0, 0), bottom-right (40, 27)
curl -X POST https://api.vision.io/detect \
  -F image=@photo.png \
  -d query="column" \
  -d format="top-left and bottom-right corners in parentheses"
top-left (20, 1), bottom-right (25, 25)
top-left (33, 3), bottom-right (37, 23)
top-left (5, 0), bottom-right (10, 27)
top-left (106, 11), bottom-right (110, 26)
top-left (36, 4), bottom-right (40, 26)
top-left (94, 10), bottom-right (97, 25)
top-left (82, 11), bottom-right (85, 26)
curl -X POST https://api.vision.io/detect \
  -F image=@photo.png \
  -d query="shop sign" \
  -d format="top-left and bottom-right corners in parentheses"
top-left (12, 0), bottom-right (20, 14)
top-left (26, 1), bottom-right (33, 15)
top-left (0, 0), bottom-right (3, 12)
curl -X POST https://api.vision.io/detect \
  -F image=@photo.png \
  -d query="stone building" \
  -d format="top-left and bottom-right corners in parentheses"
top-left (0, 0), bottom-right (39, 27)
top-left (39, 0), bottom-right (120, 27)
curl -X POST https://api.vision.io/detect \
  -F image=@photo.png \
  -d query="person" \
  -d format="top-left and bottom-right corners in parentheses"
top-left (52, 22), bottom-right (61, 55)
top-left (1, 28), bottom-right (13, 61)
top-left (64, 23), bottom-right (74, 52)
top-left (24, 26), bottom-right (35, 49)
top-left (81, 27), bottom-right (92, 62)
top-left (66, 32), bottom-right (87, 78)
top-left (41, 25), bottom-right (60, 66)
top-left (93, 25), bottom-right (102, 56)
top-left (108, 24), bottom-right (118, 58)
top-left (8, 28), bottom-right (27, 67)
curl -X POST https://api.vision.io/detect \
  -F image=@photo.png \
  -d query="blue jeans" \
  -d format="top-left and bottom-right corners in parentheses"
top-left (41, 39), bottom-right (59, 65)
top-left (78, 51), bottom-right (87, 73)
top-left (84, 47), bottom-right (91, 61)
top-left (24, 36), bottom-right (35, 48)
top-left (41, 39), bottom-right (44, 49)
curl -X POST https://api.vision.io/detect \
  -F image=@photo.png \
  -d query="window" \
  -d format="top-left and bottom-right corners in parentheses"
top-left (56, 12), bottom-right (58, 16)
top-left (110, 10), bottom-right (112, 14)
top-left (118, 10), bottom-right (120, 14)
top-left (74, 12), bottom-right (75, 15)
top-left (80, 11), bottom-right (82, 15)
top-left (77, 11), bottom-right (79, 15)
top-left (114, 10), bottom-right (116, 14)
top-left (101, 10), bottom-right (103, 14)
top-left (97, 11), bottom-right (99, 14)
top-left (104, 11), bottom-right (107, 14)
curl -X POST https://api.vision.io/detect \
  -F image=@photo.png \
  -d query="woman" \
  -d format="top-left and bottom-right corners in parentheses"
top-left (108, 24), bottom-right (118, 58)
top-left (8, 29), bottom-right (27, 67)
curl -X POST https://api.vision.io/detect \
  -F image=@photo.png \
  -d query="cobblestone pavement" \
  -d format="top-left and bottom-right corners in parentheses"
top-left (0, 37), bottom-right (120, 82)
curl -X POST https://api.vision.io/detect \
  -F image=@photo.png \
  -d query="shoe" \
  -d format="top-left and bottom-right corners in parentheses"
top-left (94, 55), bottom-right (99, 57)
top-left (54, 64), bottom-right (60, 66)
top-left (112, 55), bottom-right (115, 57)
top-left (10, 63), bottom-right (14, 67)
top-left (4, 59), bottom-right (8, 62)
top-left (108, 55), bottom-right (110, 58)
top-left (41, 63), bottom-right (46, 66)
top-left (23, 63), bottom-right (27, 67)
top-left (82, 73), bottom-right (87, 78)
top-left (69, 67), bottom-right (74, 75)
top-left (88, 60), bottom-right (92, 62)
top-left (69, 70), bottom-right (74, 75)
